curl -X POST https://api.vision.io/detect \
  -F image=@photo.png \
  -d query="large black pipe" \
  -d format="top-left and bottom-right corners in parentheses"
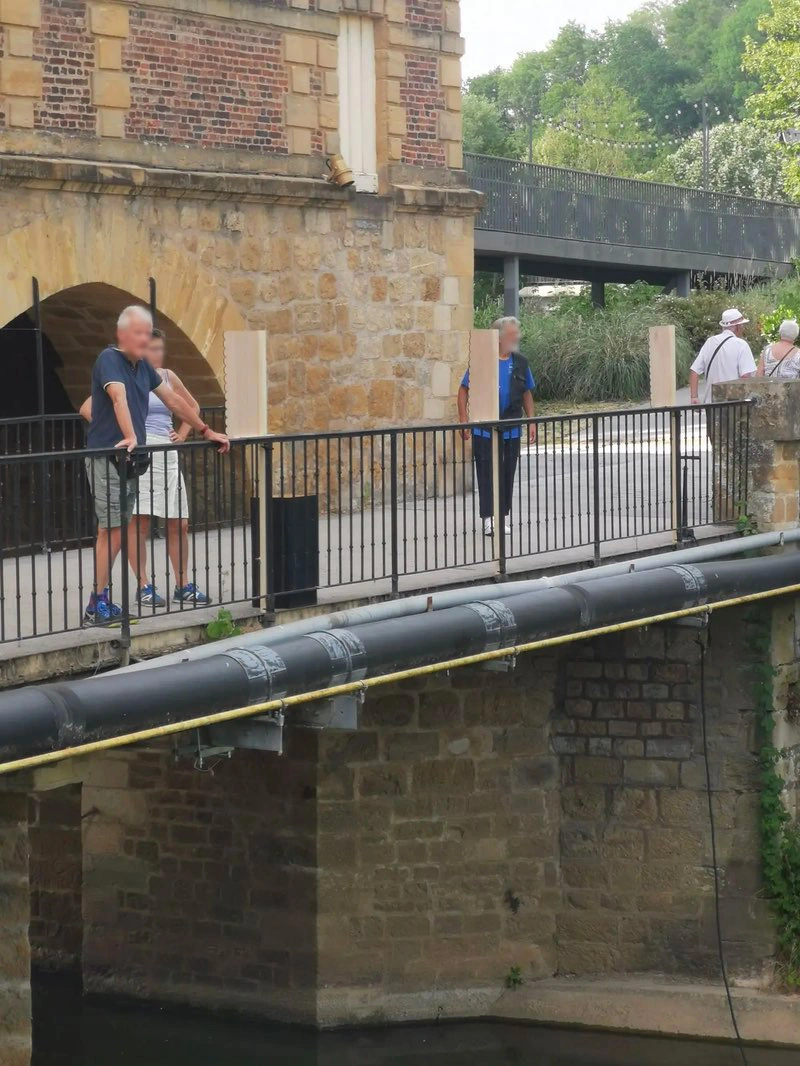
top-left (0, 554), bottom-right (797, 764)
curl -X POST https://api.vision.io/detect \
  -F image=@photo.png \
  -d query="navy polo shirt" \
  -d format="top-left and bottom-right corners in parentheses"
top-left (87, 346), bottom-right (162, 448)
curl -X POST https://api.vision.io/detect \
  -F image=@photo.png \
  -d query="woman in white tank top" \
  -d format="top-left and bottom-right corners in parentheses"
top-left (129, 330), bottom-right (212, 608)
top-left (756, 319), bottom-right (800, 380)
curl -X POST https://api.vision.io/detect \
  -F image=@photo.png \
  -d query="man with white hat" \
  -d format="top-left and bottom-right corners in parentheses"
top-left (689, 308), bottom-right (756, 404)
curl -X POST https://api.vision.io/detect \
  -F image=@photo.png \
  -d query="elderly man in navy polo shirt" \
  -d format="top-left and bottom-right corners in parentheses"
top-left (84, 305), bottom-right (230, 625)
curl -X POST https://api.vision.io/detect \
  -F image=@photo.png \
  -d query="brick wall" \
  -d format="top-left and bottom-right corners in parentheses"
top-left (35, 0), bottom-right (94, 134)
top-left (28, 784), bottom-right (83, 976)
top-left (123, 10), bottom-right (289, 152)
top-left (406, 0), bottom-right (444, 30)
top-left (401, 53), bottom-right (446, 168)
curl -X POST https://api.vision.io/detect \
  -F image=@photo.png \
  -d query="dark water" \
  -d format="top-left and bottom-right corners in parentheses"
top-left (32, 978), bottom-right (794, 1066)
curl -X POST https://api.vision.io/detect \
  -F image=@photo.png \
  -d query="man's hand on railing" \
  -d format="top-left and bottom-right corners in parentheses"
top-left (203, 427), bottom-right (231, 454)
top-left (690, 396), bottom-right (700, 405)
top-left (461, 427), bottom-right (472, 442)
top-left (115, 436), bottom-right (137, 453)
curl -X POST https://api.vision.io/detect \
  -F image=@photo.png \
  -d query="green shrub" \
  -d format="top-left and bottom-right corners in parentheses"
top-left (472, 273), bottom-right (800, 403)
top-left (472, 300), bottom-right (692, 403)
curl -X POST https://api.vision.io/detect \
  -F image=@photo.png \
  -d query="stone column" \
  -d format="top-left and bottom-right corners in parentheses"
top-left (0, 793), bottom-right (31, 1066)
top-left (673, 271), bottom-right (692, 298)
top-left (713, 379), bottom-right (800, 533)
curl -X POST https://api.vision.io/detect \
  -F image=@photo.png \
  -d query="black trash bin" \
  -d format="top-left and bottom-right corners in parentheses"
top-left (268, 495), bottom-right (319, 609)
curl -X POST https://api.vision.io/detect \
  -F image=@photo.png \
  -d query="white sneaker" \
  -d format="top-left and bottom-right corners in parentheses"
top-left (483, 518), bottom-right (494, 536)
top-left (504, 519), bottom-right (512, 535)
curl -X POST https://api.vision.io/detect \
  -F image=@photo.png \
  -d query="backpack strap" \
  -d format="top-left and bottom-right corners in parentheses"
top-left (703, 335), bottom-right (731, 379)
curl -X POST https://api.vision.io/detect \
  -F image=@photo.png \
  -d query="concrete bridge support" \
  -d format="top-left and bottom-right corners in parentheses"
top-left (503, 255), bottom-right (520, 318)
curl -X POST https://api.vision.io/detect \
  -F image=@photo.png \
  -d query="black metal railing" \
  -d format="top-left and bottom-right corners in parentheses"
top-left (465, 153), bottom-right (800, 264)
top-left (0, 401), bottom-right (751, 645)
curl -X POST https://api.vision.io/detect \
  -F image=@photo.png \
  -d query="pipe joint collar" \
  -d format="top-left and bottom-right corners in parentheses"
top-left (667, 564), bottom-right (708, 599)
top-left (224, 647), bottom-right (289, 703)
top-left (462, 600), bottom-right (518, 651)
top-left (306, 629), bottom-right (367, 686)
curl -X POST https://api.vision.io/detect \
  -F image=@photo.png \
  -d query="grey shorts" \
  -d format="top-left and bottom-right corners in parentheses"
top-left (85, 456), bottom-right (138, 529)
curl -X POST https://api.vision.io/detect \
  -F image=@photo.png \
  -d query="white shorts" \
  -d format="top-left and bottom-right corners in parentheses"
top-left (133, 434), bottom-right (190, 520)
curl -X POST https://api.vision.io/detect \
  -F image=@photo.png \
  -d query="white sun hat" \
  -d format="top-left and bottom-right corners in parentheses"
top-left (720, 308), bottom-right (749, 328)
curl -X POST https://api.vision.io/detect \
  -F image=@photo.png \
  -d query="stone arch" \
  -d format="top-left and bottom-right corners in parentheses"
top-left (0, 207), bottom-right (246, 415)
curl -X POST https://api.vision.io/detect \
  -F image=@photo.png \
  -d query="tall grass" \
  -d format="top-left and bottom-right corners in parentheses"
top-left (475, 275), bottom-right (800, 403)
top-left (475, 301), bottom-right (692, 402)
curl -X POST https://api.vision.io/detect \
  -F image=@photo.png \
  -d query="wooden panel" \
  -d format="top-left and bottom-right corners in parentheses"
top-left (224, 330), bottom-right (268, 438)
top-left (649, 325), bottom-right (676, 408)
top-left (468, 329), bottom-right (499, 424)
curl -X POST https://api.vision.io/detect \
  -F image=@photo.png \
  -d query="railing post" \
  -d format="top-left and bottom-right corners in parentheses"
top-left (262, 439), bottom-right (275, 617)
top-left (118, 455), bottom-right (131, 663)
top-left (148, 277), bottom-right (157, 325)
top-left (672, 406), bottom-right (693, 545)
top-left (390, 432), bottom-right (399, 598)
top-left (592, 414), bottom-right (601, 566)
top-left (250, 447), bottom-right (261, 610)
top-left (32, 277), bottom-right (50, 551)
top-left (495, 425), bottom-right (506, 577)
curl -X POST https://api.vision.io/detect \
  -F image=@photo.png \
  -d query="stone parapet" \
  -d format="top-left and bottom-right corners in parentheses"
top-left (713, 380), bottom-right (800, 532)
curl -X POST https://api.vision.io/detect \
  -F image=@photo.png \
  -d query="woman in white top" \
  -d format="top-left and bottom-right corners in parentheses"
top-left (757, 319), bottom-right (800, 380)
top-left (129, 329), bottom-right (211, 607)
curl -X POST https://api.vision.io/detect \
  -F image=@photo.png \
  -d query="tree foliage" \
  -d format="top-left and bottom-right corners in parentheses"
top-left (460, 0), bottom-right (794, 194)
top-left (659, 121), bottom-right (791, 199)
top-left (744, 0), bottom-right (800, 196)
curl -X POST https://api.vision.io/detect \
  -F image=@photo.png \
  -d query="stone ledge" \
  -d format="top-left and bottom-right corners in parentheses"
top-left (138, 0), bottom-right (339, 36)
top-left (0, 152), bottom-right (482, 213)
top-left (491, 977), bottom-right (800, 1048)
top-left (315, 977), bottom-right (800, 1046)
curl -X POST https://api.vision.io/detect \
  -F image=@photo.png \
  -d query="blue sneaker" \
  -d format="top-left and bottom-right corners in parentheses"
top-left (83, 594), bottom-right (119, 627)
top-left (102, 589), bottom-right (124, 620)
top-left (173, 583), bottom-right (211, 605)
top-left (136, 584), bottom-right (166, 608)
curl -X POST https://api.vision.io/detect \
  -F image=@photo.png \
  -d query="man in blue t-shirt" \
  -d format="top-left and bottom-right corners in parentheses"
top-left (457, 316), bottom-right (536, 536)
top-left (83, 304), bottom-right (230, 625)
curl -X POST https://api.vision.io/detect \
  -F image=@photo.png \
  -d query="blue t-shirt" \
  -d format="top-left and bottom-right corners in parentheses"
top-left (87, 347), bottom-right (162, 449)
top-left (461, 356), bottom-right (536, 439)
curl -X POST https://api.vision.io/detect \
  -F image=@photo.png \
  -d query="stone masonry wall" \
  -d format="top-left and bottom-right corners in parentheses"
top-left (554, 625), bottom-right (772, 978)
top-left (28, 784), bottom-right (82, 976)
top-left (0, 793), bottom-right (31, 1066)
top-left (58, 605), bottom-right (774, 1027)
top-left (0, 181), bottom-right (475, 431)
top-left (79, 740), bottom-right (319, 1021)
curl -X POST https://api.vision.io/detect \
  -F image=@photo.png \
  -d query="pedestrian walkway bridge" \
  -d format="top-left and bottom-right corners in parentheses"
top-left (0, 401), bottom-right (751, 664)
top-left (465, 154), bottom-right (800, 305)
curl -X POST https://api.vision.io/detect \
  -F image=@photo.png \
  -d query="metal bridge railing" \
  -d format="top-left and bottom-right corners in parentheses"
top-left (0, 401), bottom-right (751, 645)
top-left (465, 153), bottom-right (800, 263)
